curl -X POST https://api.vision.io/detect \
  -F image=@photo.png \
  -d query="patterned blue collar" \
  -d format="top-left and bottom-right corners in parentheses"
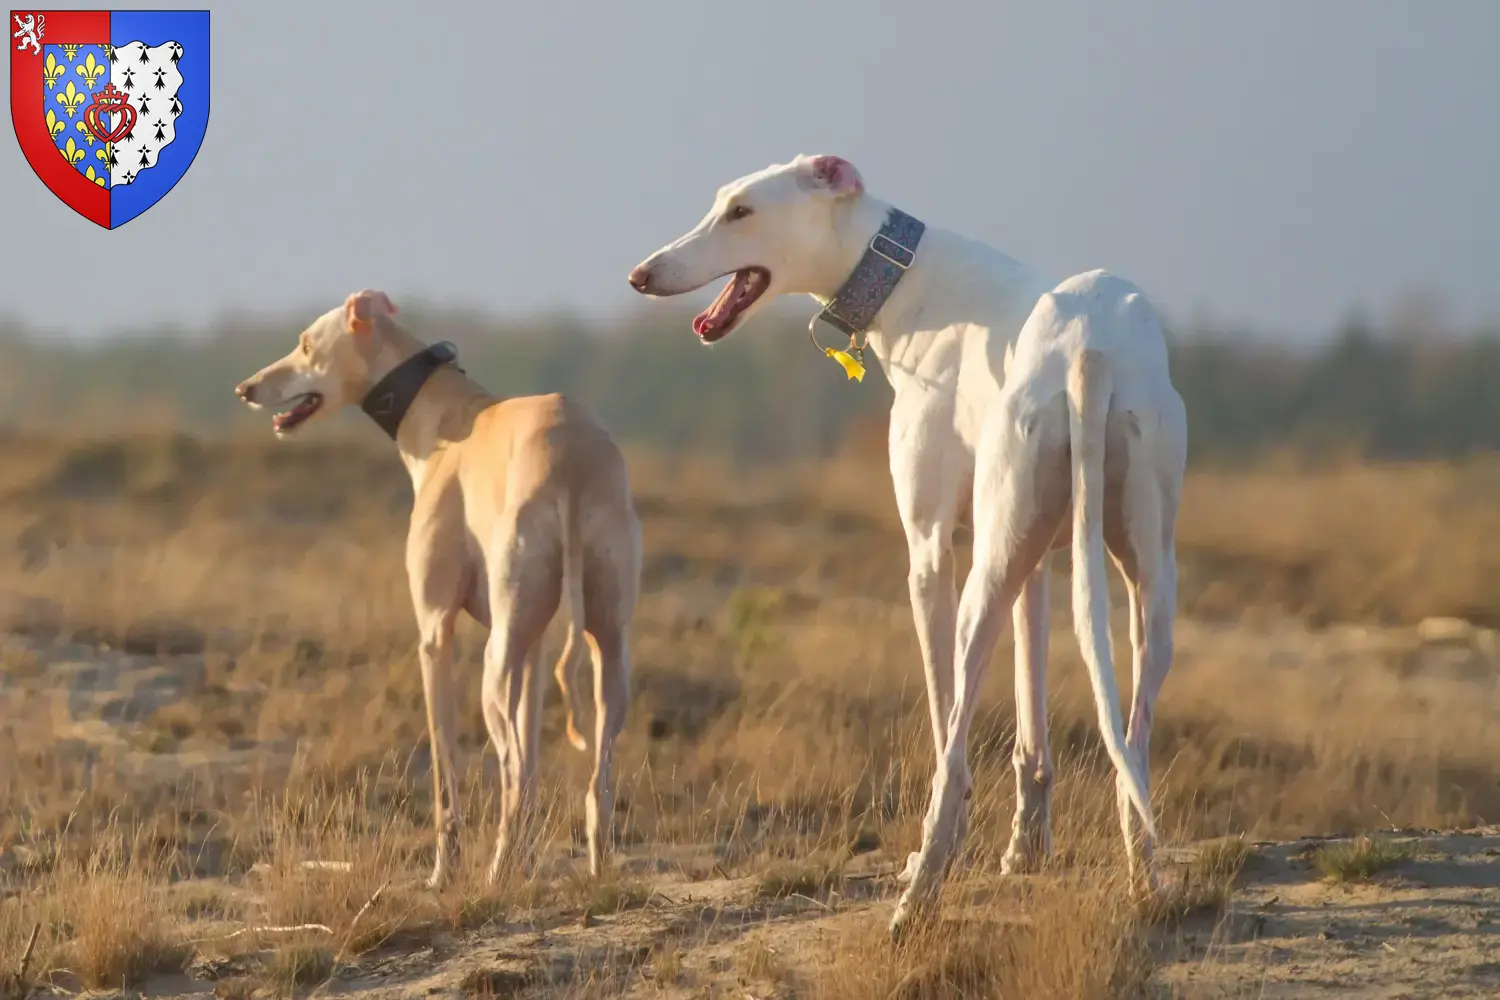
top-left (811, 207), bottom-right (926, 343)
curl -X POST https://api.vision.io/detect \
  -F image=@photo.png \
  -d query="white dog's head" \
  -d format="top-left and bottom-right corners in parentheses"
top-left (234, 289), bottom-right (400, 436)
top-left (627, 154), bottom-right (866, 343)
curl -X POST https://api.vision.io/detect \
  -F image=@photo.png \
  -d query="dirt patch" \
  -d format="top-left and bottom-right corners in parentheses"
top-left (1155, 832), bottom-right (1500, 999)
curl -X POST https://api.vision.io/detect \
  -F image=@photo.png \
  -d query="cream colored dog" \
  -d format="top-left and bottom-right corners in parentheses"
top-left (235, 289), bottom-right (642, 887)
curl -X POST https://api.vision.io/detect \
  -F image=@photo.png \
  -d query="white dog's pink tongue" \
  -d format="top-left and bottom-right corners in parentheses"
top-left (694, 272), bottom-right (745, 338)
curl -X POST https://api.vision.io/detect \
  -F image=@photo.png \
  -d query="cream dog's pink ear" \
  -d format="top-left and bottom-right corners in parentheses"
top-left (344, 289), bottom-right (398, 334)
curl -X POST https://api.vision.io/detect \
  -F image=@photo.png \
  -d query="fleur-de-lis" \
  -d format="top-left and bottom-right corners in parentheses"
top-left (61, 44), bottom-right (81, 62)
top-left (75, 53), bottom-right (106, 90)
top-left (58, 137), bottom-right (84, 166)
top-left (85, 166), bottom-right (106, 187)
top-left (74, 119), bottom-right (97, 146)
top-left (95, 143), bottom-right (113, 167)
top-left (55, 82), bottom-right (86, 118)
top-left (43, 54), bottom-right (65, 90)
top-left (45, 110), bottom-right (64, 141)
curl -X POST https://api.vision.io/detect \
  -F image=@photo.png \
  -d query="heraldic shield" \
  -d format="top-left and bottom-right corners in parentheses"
top-left (10, 9), bottom-right (209, 229)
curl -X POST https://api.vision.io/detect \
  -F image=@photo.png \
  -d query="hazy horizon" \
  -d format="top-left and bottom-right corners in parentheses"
top-left (4, 0), bottom-right (1497, 342)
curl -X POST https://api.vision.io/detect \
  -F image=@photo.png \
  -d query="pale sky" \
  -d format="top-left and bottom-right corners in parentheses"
top-left (4, 0), bottom-right (1497, 341)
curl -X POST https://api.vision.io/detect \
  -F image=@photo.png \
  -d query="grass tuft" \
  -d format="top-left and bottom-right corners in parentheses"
top-left (1143, 836), bottom-right (1254, 924)
top-left (460, 966), bottom-right (539, 998)
top-left (1309, 836), bottom-right (1418, 883)
top-left (266, 942), bottom-right (335, 989)
top-left (755, 857), bottom-right (846, 901)
top-left (58, 838), bottom-right (192, 990)
top-left (580, 878), bottom-right (653, 919)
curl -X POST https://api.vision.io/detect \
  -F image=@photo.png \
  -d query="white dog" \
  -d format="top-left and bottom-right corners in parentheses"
top-left (236, 290), bottom-right (643, 888)
top-left (628, 155), bottom-right (1186, 934)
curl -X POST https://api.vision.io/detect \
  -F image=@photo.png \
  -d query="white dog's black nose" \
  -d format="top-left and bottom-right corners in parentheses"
top-left (627, 264), bottom-right (652, 293)
top-left (234, 380), bottom-right (254, 402)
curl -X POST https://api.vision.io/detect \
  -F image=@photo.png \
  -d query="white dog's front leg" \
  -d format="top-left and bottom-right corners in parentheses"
top-left (888, 415), bottom-right (967, 759)
top-left (887, 411), bottom-right (968, 886)
top-left (906, 528), bottom-right (957, 755)
top-left (894, 530), bottom-right (958, 887)
top-left (891, 527), bottom-right (1028, 937)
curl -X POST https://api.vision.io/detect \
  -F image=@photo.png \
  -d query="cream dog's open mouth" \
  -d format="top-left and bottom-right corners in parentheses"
top-left (271, 393), bottom-right (323, 434)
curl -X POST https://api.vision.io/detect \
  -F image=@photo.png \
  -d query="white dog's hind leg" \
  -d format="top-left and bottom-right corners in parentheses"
top-left (1109, 463), bottom-right (1180, 889)
top-left (1104, 385), bottom-right (1184, 890)
top-left (1118, 552), bottom-right (1175, 890)
top-left (1001, 561), bottom-right (1054, 875)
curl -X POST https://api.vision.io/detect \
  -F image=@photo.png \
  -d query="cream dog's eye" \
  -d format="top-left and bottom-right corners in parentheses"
top-left (301, 340), bottom-right (311, 355)
top-left (726, 204), bottom-right (753, 222)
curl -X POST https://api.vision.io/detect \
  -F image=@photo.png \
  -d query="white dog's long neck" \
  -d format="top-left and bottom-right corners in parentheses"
top-left (811, 194), bottom-right (1051, 387)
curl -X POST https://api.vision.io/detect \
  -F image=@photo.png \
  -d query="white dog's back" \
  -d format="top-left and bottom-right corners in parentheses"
top-left (1004, 269), bottom-right (1173, 405)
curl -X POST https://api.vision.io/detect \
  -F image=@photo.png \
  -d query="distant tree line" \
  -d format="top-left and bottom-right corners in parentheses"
top-left (1, 301), bottom-right (1497, 466)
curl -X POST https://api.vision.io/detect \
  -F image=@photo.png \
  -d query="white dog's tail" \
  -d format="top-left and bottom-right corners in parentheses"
top-left (1066, 348), bottom-right (1157, 841)
top-left (553, 491), bottom-right (590, 753)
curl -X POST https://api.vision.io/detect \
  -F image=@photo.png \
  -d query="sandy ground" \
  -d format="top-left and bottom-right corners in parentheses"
top-left (15, 828), bottom-right (1490, 999)
top-left (6, 612), bottom-right (1500, 998)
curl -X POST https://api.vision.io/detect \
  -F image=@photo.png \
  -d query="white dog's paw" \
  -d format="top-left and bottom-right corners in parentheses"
top-left (895, 850), bottom-right (921, 884)
top-left (1000, 846), bottom-right (1043, 876)
top-left (1130, 864), bottom-right (1162, 901)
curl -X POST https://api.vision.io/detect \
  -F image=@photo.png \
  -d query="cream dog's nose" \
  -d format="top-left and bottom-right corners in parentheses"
top-left (627, 264), bottom-right (652, 293)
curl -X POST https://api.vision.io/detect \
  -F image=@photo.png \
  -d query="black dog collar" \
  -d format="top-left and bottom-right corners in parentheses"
top-left (359, 341), bottom-right (462, 440)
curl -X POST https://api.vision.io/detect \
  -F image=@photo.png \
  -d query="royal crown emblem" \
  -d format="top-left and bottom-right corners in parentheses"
top-left (81, 81), bottom-right (133, 143)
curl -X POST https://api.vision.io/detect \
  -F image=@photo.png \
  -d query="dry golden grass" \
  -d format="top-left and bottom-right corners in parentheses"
top-left (2, 430), bottom-right (1500, 996)
top-left (813, 872), bottom-right (1150, 1000)
top-left (0, 829), bottom-right (191, 993)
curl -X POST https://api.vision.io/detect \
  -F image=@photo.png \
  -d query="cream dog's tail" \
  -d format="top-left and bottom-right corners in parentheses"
top-left (553, 491), bottom-right (590, 752)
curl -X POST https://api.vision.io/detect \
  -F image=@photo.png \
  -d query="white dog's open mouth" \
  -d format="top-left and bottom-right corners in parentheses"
top-left (271, 393), bottom-right (323, 434)
top-left (693, 267), bottom-right (770, 343)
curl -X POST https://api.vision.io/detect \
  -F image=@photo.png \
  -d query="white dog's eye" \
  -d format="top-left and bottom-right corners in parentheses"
top-left (300, 339), bottom-right (311, 356)
top-left (725, 204), bottom-right (753, 222)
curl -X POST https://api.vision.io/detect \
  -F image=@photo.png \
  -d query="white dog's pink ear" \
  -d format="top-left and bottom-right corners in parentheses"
top-left (344, 289), bottom-right (398, 334)
top-left (798, 155), bottom-right (864, 197)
